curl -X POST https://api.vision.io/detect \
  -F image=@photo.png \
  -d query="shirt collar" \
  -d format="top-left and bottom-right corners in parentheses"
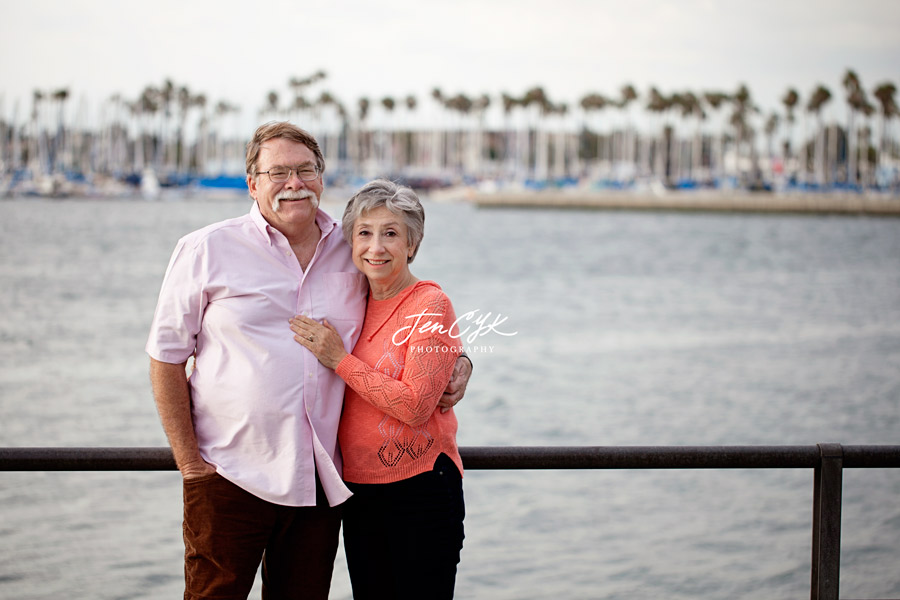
top-left (249, 200), bottom-right (270, 241)
top-left (249, 201), bottom-right (339, 245)
top-left (314, 207), bottom-right (339, 238)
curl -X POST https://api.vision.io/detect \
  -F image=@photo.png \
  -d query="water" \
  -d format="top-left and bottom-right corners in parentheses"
top-left (1, 195), bottom-right (899, 599)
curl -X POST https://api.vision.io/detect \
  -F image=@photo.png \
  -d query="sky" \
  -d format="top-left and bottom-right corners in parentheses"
top-left (1, 0), bottom-right (898, 132)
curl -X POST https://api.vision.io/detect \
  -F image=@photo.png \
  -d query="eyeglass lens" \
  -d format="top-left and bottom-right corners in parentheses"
top-left (268, 166), bottom-right (317, 182)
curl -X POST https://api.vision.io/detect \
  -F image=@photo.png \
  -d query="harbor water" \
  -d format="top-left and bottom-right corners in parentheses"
top-left (1, 194), bottom-right (899, 599)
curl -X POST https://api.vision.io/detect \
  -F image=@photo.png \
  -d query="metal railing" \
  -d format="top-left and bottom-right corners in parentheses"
top-left (2, 443), bottom-right (899, 600)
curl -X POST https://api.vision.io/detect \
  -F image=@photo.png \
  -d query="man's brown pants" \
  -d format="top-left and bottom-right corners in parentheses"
top-left (182, 472), bottom-right (342, 600)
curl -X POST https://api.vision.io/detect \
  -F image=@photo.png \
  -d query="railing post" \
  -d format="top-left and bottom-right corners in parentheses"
top-left (811, 443), bottom-right (843, 600)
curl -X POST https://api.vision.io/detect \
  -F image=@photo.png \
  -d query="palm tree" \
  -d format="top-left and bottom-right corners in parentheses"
top-left (848, 80), bottom-right (875, 188)
top-left (175, 87), bottom-right (206, 175)
top-left (843, 70), bottom-right (865, 186)
top-left (357, 97), bottom-right (369, 173)
top-left (136, 85), bottom-right (160, 174)
top-left (51, 88), bottom-right (69, 173)
top-left (522, 86), bottom-right (552, 181)
top-left (292, 95), bottom-right (312, 122)
top-left (176, 86), bottom-right (192, 175)
top-left (30, 90), bottom-right (48, 175)
top-left (380, 96), bottom-right (396, 173)
top-left (403, 94), bottom-right (418, 169)
top-left (99, 93), bottom-right (127, 176)
top-left (579, 92), bottom-right (609, 179)
top-left (781, 89), bottom-right (799, 183)
top-left (872, 82), bottom-right (898, 182)
top-left (315, 91), bottom-right (342, 171)
top-left (158, 79), bottom-right (175, 171)
top-left (703, 91), bottom-right (730, 185)
top-left (288, 71), bottom-right (326, 133)
top-left (676, 91), bottom-right (705, 183)
top-left (501, 92), bottom-right (522, 179)
top-left (194, 95), bottom-right (211, 175)
top-left (665, 92), bottom-right (683, 182)
top-left (764, 112), bottom-right (780, 182)
top-left (618, 84), bottom-right (639, 180)
top-left (806, 85), bottom-right (832, 187)
top-left (261, 91), bottom-right (279, 120)
top-left (105, 94), bottom-right (128, 176)
top-left (0, 96), bottom-right (7, 172)
top-left (289, 71), bottom-right (325, 98)
top-left (729, 84), bottom-right (757, 185)
top-left (206, 100), bottom-right (240, 174)
top-left (430, 88), bottom-right (446, 173)
top-left (858, 99), bottom-right (877, 187)
top-left (444, 92), bottom-right (473, 176)
top-left (548, 102), bottom-right (569, 181)
top-left (472, 94), bottom-right (491, 177)
top-left (646, 87), bottom-right (671, 183)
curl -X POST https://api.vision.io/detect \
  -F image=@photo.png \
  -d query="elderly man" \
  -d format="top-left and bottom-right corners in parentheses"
top-left (146, 121), bottom-right (471, 600)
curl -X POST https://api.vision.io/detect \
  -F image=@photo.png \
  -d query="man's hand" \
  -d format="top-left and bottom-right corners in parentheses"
top-left (149, 357), bottom-right (214, 482)
top-left (181, 458), bottom-right (217, 481)
top-left (439, 355), bottom-right (472, 413)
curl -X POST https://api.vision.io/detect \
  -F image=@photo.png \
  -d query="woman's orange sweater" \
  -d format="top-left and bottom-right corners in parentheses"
top-left (336, 280), bottom-right (463, 484)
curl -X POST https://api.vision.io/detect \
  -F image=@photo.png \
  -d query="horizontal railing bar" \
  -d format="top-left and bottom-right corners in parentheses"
top-left (0, 447), bottom-right (176, 471)
top-left (841, 445), bottom-right (900, 468)
top-left (462, 445), bottom-right (826, 469)
top-left (2, 445), bottom-right (899, 471)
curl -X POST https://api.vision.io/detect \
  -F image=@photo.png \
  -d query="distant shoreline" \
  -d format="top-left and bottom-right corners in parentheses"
top-left (468, 190), bottom-right (900, 216)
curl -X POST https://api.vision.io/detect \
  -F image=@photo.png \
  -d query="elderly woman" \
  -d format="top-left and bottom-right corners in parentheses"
top-left (290, 179), bottom-right (465, 599)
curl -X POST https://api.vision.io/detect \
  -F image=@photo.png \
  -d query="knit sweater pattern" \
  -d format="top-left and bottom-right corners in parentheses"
top-left (336, 281), bottom-right (463, 484)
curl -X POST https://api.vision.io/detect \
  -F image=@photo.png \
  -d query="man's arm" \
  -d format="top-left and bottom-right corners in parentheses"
top-left (149, 357), bottom-right (215, 479)
top-left (439, 354), bottom-right (472, 413)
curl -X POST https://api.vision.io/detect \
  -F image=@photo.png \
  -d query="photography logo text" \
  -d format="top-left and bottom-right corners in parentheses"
top-left (394, 309), bottom-right (517, 354)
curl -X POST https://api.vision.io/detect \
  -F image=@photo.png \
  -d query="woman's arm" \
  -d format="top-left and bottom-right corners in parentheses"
top-left (290, 294), bottom-right (460, 426)
top-left (289, 317), bottom-right (347, 370)
top-left (336, 331), bottom-right (458, 426)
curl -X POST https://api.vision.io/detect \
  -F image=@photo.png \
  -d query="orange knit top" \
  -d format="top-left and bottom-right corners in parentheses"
top-left (336, 280), bottom-right (463, 484)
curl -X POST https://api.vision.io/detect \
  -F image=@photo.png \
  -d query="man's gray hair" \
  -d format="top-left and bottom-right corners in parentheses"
top-left (245, 121), bottom-right (325, 176)
top-left (342, 179), bottom-right (425, 263)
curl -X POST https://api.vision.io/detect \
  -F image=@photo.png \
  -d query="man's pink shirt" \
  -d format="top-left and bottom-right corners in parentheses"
top-left (146, 202), bottom-right (366, 507)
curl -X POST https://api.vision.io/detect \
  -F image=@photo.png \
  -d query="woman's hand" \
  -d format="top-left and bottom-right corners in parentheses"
top-left (289, 315), bottom-right (348, 370)
top-left (438, 355), bottom-right (472, 413)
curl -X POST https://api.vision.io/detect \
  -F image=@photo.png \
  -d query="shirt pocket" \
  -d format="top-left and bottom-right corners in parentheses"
top-left (322, 272), bottom-right (368, 320)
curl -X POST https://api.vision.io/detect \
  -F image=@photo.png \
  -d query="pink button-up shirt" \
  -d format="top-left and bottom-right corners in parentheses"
top-left (146, 202), bottom-right (367, 507)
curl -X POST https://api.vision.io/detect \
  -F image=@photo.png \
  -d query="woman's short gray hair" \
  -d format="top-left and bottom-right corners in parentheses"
top-left (342, 179), bottom-right (425, 263)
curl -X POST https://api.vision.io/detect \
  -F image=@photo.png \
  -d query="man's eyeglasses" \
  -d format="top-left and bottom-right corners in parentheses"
top-left (257, 165), bottom-right (319, 183)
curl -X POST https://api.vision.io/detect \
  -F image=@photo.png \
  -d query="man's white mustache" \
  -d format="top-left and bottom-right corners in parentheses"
top-left (273, 190), bottom-right (319, 212)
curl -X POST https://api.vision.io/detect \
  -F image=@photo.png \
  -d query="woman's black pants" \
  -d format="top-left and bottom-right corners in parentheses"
top-left (343, 454), bottom-right (465, 600)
